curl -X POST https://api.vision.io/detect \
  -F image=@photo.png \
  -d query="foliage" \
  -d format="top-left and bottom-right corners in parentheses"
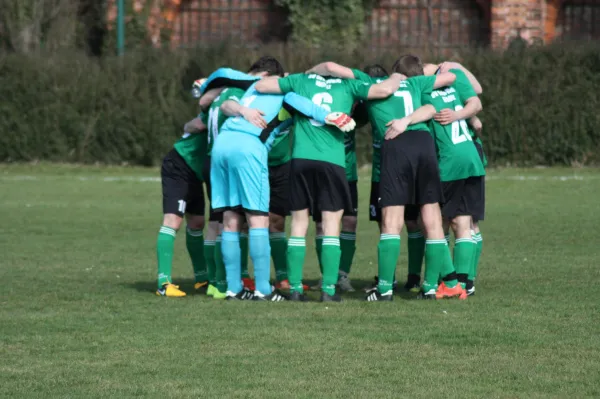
top-left (1, 43), bottom-right (600, 166)
top-left (274, 0), bottom-right (376, 51)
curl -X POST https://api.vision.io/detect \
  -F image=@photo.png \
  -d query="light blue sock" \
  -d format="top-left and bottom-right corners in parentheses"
top-left (250, 228), bottom-right (272, 296)
top-left (222, 231), bottom-right (242, 294)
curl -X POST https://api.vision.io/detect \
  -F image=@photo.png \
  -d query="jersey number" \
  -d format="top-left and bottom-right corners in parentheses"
top-left (450, 105), bottom-right (472, 145)
top-left (393, 91), bottom-right (414, 116)
top-left (309, 92), bottom-right (333, 127)
top-left (207, 107), bottom-right (219, 145)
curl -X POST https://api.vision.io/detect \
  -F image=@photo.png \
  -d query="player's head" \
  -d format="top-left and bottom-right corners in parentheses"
top-left (363, 64), bottom-right (388, 78)
top-left (248, 56), bottom-right (285, 77)
top-left (423, 63), bottom-right (440, 76)
top-left (392, 55), bottom-right (424, 77)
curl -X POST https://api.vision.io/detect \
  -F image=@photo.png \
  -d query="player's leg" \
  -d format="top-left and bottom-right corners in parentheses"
top-left (310, 219), bottom-right (323, 290)
top-left (156, 150), bottom-right (189, 297)
top-left (202, 156), bottom-right (218, 296)
top-left (184, 175), bottom-right (207, 290)
top-left (185, 213), bottom-right (207, 289)
top-left (450, 215), bottom-right (475, 289)
top-left (240, 222), bottom-right (252, 286)
top-left (338, 180), bottom-right (358, 292)
top-left (269, 212), bottom-right (288, 287)
top-left (221, 211), bottom-right (245, 297)
top-left (318, 162), bottom-right (353, 303)
top-left (404, 209), bottom-right (424, 292)
top-left (213, 220), bottom-right (228, 299)
top-left (268, 161), bottom-right (291, 289)
top-left (469, 220), bottom-right (483, 295)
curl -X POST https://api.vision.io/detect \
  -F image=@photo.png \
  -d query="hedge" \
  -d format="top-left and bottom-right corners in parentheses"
top-left (1, 43), bottom-right (599, 166)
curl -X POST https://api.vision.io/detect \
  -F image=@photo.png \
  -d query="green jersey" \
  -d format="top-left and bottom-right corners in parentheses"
top-left (268, 108), bottom-right (293, 167)
top-left (206, 87), bottom-right (246, 155)
top-left (173, 112), bottom-right (208, 181)
top-left (344, 129), bottom-right (358, 181)
top-left (352, 69), bottom-right (435, 182)
top-left (278, 73), bottom-right (371, 168)
top-left (424, 69), bottom-right (485, 181)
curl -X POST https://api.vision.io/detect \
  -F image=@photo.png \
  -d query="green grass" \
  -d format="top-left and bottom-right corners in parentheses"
top-left (1, 164), bottom-right (600, 398)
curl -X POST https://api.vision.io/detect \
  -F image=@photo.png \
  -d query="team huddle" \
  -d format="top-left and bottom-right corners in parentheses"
top-left (155, 54), bottom-right (486, 302)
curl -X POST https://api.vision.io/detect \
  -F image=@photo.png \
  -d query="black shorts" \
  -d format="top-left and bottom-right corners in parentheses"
top-left (314, 179), bottom-right (357, 222)
top-left (202, 156), bottom-right (223, 223)
top-left (369, 181), bottom-right (419, 222)
top-left (289, 158), bottom-right (352, 218)
top-left (161, 149), bottom-right (205, 217)
top-left (441, 176), bottom-right (484, 220)
top-left (269, 161), bottom-right (291, 217)
top-left (473, 142), bottom-right (486, 222)
top-left (379, 130), bottom-right (443, 208)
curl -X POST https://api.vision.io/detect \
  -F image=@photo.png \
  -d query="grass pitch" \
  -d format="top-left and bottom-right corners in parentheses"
top-left (1, 164), bottom-right (600, 398)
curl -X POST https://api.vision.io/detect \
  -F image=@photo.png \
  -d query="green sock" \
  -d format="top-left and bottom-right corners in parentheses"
top-left (378, 234), bottom-right (401, 293)
top-left (270, 232), bottom-right (288, 282)
top-left (423, 239), bottom-right (455, 292)
top-left (470, 232), bottom-right (483, 281)
top-left (339, 231), bottom-right (356, 275)
top-left (454, 237), bottom-right (476, 288)
top-left (240, 233), bottom-right (250, 278)
top-left (204, 240), bottom-right (216, 285)
top-left (157, 226), bottom-right (176, 288)
top-left (287, 237), bottom-right (306, 293)
top-left (186, 228), bottom-right (207, 282)
top-left (321, 236), bottom-right (341, 296)
top-left (315, 235), bottom-right (323, 275)
top-left (407, 231), bottom-right (425, 277)
top-left (215, 236), bottom-right (227, 292)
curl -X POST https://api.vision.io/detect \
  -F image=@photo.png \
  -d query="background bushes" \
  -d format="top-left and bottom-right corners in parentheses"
top-left (1, 43), bottom-right (599, 166)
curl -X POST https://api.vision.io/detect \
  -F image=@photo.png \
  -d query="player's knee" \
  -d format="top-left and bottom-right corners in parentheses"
top-left (290, 209), bottom-right (310, 237)
top-left (162, 213), bottom-right (183, 230)
top-left (185, 214), bottom-right (205, 230)
top-left (420, 203), bottom-right (444, 236)
top-left (342, 216), bottom-right (358, 232)
top-left (321, 210), bottom-right (343, 236)
top-left (268, 213), bottom-right (285, 233)
top-left (247, 214), bottom-right (269, 229)
top-left (405, 220), bottom-right (420, 233)
top-left (205, 221), bottom-right (219, 240)
top-left (223, 211), bottom-right (242, 232)
top-left (381, 207), bottom-right (403, 235)
top-left (450, 215), bottom-right (472, 238)
top-left (315, 222), bottom-right (323, 237)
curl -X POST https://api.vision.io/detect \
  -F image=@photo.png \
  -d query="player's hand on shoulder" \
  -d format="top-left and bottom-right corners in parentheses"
top-left (325, 112), bottom-right (356, 132)
top-left (305, 62), bottom-right (329, 75)
top-left (390, 72), bottom-right (407, 80)
top-left (385, 118), bottom-right (410, 140)
top-left (240, 107), bottom-right (268, 129)
top-left (433, 108), bottom-right (457, 125)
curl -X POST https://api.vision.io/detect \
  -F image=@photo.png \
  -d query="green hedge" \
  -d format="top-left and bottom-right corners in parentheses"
top-left (1, 44), bottom-right (599, 166)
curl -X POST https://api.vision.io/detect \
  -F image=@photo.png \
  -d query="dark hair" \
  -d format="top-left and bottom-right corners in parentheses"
top-left (363, 64), bottom-right (388, 78)
top-left (248, 56), bottom-right (285, 77)
top-left (392, 55), bottom-right (424, 77)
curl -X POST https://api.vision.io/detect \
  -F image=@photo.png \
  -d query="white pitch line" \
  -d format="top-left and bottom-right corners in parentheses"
top-left (1, 175), bottom-right (599, 182)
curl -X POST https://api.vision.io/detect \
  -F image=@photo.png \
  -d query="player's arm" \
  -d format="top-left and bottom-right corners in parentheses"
top-left (433, 95), bottom-right (483, 125)
top-left (199, 67), bottom-right (258, 95)
top-left (366, 73), bottom-right (406, 99)
top-left (282, 92), bottom-right (356, 132)
top-left (183, 117), bottom-right (207, 134)
top-left (305, 62), bottom-right (355, 79)
top-left (439, 62), bottom-right (482, 94)
top-left (384, 104), bottom-right (436, 140)
top-left (469, 116), bottom-right (483, 135)
top-left (198, 88), bottom-right (224, 111)
top-left (433, 72), bottom-right (456, 89)
top-left (220, 100), bottom-right (267, 129)
top-left (254, 76), bottom-right (283, 94)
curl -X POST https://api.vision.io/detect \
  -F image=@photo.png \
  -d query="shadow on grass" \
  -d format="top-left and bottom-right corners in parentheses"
top-left (124, 278), bottom-right (201, 295)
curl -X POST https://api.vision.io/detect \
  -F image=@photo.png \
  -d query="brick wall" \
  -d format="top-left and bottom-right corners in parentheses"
top-left (153, 0), bottom-right (597, 50)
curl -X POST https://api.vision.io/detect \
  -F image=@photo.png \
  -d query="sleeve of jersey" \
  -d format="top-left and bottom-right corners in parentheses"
top-left (199, 68), bottom-right (258, 95)
top-left (422, 94), bottom-right (442, 112)
top-left (352, 69), bottom-right (372, 83)
top-left (282, 92), bottom-right (328, 124)
top-left (277, 73), bottom-right (305, 94)
top-left (225, 88), bottom-right (246, 102)
top-left (264, 118), bottom-right (293, 152)
top-left (346, 79), bottom-right (372, 100)
top-left (418, 75), bottom-right (437, 95)
top-left (199, 111), bottom-right (208, 124)
top-left (449, 68), bottom-right (477, 101)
